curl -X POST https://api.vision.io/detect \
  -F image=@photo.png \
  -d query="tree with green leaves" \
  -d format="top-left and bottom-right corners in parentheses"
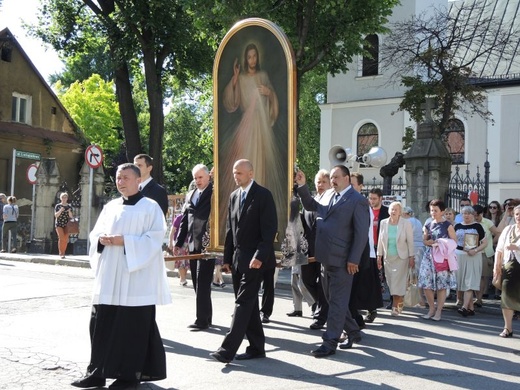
top-left (32, 0), bottom-right (214, 183)
top-left (56, 74), bottom-right (122, 168)
top-left (296, 68), bottom-right (326, 182)
top-left (195, 0), bottom-right (399, 115)
top-left (380, 1), bottom-right (520, 132)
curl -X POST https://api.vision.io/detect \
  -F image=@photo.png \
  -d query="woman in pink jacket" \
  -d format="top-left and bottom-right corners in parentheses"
top-left (418, 199), bottom-right (457, 321)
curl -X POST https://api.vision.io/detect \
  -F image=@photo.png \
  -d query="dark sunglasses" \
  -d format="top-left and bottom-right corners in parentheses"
top-left (489, 205), bottom-right (498, 209)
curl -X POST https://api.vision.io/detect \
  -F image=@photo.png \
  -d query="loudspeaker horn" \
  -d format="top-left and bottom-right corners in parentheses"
top-left (328, 145), bottom-right (354, 166)
top-left (362, 147), bottom-right (387, 168)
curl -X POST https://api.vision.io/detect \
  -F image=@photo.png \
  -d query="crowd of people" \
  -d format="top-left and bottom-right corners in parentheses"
top-left (162, 169), bottom-right (520, 351)
top-left (68, 156), bottom-right (519, 387)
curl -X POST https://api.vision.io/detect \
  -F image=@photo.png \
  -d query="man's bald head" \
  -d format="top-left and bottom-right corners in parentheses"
top-left (233, 159), bottom-right (254, 189)
top-left (233, 159), bottom-right (253, 172)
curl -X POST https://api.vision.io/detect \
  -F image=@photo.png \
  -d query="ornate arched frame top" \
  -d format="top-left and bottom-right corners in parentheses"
top-left (212, 18), bottom-right (297, 251)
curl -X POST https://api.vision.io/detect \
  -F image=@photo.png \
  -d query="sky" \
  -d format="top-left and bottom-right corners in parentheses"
top-left (0, 0), bottom-right (63, 82)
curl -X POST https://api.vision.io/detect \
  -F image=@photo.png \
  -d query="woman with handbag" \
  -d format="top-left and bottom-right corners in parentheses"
top-left (55, 192), bottom-right (73, 259)
top-left (376, 202), bottom-right (415, 316)
top-left (418, 199), bottom-right (457, 321)
top-left (494, 205), bottom-right (520, 338)
top-left (454, 206), bottom-right (487, 317)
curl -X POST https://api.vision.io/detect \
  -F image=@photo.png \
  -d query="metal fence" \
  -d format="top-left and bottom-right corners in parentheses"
top-left (445, 161), bottom-right (490, 213)
top-left (360, 176), bottom-right (407, 201)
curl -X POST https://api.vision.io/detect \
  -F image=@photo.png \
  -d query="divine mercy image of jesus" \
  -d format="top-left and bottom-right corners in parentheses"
top-left (214, 20), bottom-right (296, 248)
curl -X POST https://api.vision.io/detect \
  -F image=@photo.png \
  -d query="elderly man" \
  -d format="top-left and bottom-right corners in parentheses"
top-left (174, 164), bottom-right (215, 330)
top-left (295, 165), bottom-right (369, 358)
top-left (72, 163), bottom-right (171, 389)
top-left (210, 159), bottom-right (277, 363)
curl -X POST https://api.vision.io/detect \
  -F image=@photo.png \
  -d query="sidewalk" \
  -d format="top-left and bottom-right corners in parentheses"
top-left (0, 252), bottom-right (502, 316)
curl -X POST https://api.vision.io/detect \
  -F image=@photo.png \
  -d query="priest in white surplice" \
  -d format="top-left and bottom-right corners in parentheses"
top-left (72, 163), bottom-right (171, 390)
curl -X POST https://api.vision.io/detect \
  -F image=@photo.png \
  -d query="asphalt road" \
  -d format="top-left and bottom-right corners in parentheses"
top-left (1, 258), bottom-right (519, 390)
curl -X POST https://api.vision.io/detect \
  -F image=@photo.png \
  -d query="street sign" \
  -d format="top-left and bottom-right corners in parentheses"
top-left (85, 145), bottom-right (103, 169)
top-left (16, 150), bottom-right (41, 160)
top-left (26, 164), bottom-right (38, 184)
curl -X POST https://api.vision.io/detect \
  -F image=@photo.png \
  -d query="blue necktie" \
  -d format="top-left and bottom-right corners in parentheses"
top-left (330, 193), bottom-right (340, 209)
top-left (240, 191), bottom-right (246, 212)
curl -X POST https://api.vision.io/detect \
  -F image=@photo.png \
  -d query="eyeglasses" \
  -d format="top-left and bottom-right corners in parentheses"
top-left (489, 206), bottom-right (497, 209)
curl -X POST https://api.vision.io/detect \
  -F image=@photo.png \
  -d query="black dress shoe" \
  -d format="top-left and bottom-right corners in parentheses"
top-left (71, 375), bottom-right (106, 388)
top-left (310, 320), bottom-right (325, 330)
top-left (339, 332), bottom-right (362, 349)
top-left (109, 379), bottom-right (140, 389)
top-left (209, 351), bottom-right (232, 364)
top-left (235, 352), bottom-right (266, 360)
top-left (286, 310), bottom-right (303, 317)
top-left (354, 314), bottom-right (366, 329)
top-left (364, 310), bottom-right (377, 323)
top-left (311, 345), bottom-right (335, 358)
top-left (261, 313), bottom-right (270, 323)
top-left (188, 323), bottom-right (209, 330)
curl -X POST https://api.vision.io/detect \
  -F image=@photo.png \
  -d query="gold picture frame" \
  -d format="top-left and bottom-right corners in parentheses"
top-left (463, 233), bottom-right (479, 251)
top-left (211, 18), bottom-right (297, 251)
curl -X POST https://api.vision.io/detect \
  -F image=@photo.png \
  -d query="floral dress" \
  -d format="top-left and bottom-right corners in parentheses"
top-left (172, 214), bottom-right (190, 270)
top-left (55, 204), bottom-right (72, 228)
top-left (418, 220), bottom-right (457, 290)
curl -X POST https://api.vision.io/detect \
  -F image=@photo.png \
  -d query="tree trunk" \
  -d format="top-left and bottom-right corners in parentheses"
top-left (142, 50), bottom-right (165, 184)
top-left (114, 64), bottom-right (141, 162)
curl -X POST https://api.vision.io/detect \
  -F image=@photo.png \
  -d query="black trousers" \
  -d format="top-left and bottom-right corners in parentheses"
top-left (260, 267), bottom-right (276, 317)
top-left (189, 258), bottom-right (215, 327)
top-left (218, 267), bottom-right (266, 359)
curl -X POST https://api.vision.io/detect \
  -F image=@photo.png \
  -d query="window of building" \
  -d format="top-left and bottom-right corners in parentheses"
top-left (1, 46), bottom-right (12, 62)
top-left (11, 93), bottom-right (32, 124)
top-left (442, 118), bottom-right (465, 164)
top-left (357, 122), bottom-right (379, 160)
top-left (362, 34), bottom-right (379, 77)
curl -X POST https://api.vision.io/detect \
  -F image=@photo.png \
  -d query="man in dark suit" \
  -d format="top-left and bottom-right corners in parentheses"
top-left (174, 164), bottom-right (214, 330)
top-left (295, 165), bottom-right (369, 358)
top-left (210, 159), bottom-right (277, 364)
top-left (300, 169), bottom-right (331, 330)
top-left (367, 187), bottom-right (390, 320)
top-left (133, 154), bottom-right (169, 216)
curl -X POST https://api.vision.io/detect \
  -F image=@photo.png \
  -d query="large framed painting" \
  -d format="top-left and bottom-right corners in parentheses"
top-left (211, 18), bottom-right (297, 251)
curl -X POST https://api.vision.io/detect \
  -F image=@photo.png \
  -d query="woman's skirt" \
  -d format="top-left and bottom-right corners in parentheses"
top-left (384, 254), bottom-right (408, 296)
top-left (418, 248), bottom-right (457, 291)
top-left (455, 250), bottom-right (482, 291)
top-left (502, 258), bottom-right (520, 311)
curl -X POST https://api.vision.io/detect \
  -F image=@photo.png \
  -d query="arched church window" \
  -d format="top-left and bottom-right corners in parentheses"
top-left (362, 34), bottom-right (379, 77)
top-left (357, 123), bottom-right (379, 158)
top-left (442, 119), bottom-right (465, 164)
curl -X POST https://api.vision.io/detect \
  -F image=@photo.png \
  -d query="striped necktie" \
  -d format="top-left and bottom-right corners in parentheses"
top-left (239, 191), bottom-right (247, 212)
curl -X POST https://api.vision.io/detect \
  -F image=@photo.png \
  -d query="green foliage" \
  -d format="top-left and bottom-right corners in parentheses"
top-left (56, 74), bottom-right (123, 167)
top-left (192, 0), bottom-right (398, 78)
top-left (402, 126), bottom-right (416, 153)
top-left (297, 69), bottom-right (327, 183)
top-left (162, 76), bottom-right (214, 193)
top-left (49, 42), bottom-right (114, 86)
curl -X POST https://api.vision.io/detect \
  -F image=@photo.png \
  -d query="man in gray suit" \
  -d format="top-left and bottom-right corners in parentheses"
top-left (295, 165), bottom-right (369, 358)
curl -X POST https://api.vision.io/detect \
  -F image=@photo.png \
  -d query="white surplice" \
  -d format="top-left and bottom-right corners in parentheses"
top-left (89, 196), bottom-right (171, 306)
